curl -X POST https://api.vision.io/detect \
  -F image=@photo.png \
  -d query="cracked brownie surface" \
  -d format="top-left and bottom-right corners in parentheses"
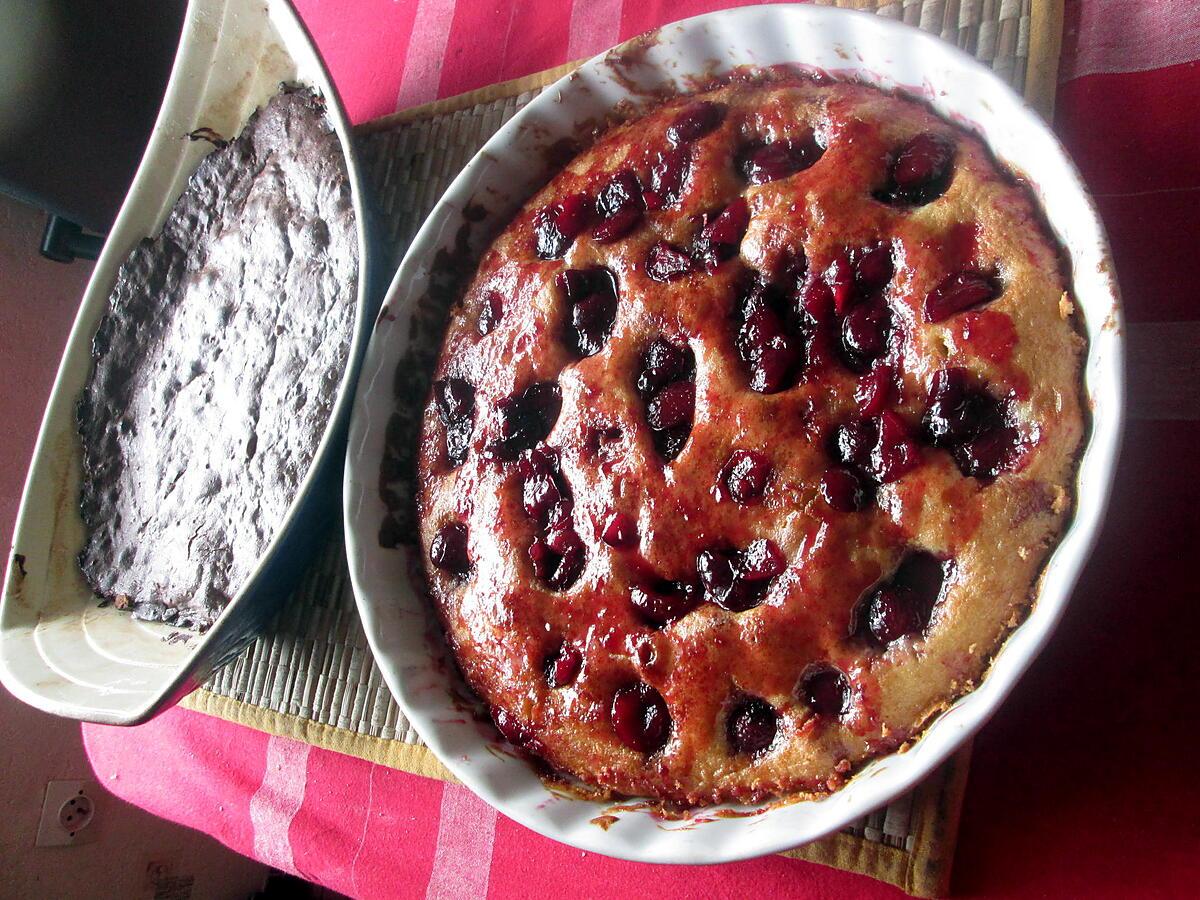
top-left (416, 75), bottom-right (1085, 805)
top-left (77, 88), bottom-right (358, 630)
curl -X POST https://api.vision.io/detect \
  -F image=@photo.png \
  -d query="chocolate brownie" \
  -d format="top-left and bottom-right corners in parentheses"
top-left (77, 87), bottom-right (358, 630)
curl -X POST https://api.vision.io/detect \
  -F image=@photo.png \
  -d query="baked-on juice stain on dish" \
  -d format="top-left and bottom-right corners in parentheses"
top-left (378, 201), bottom-right (491, 549)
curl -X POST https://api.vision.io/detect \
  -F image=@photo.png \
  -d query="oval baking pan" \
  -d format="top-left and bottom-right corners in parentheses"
top-left (342, 4), bottom-right (1124, 864)
top-left (0, 0), bottom-right (378, 724)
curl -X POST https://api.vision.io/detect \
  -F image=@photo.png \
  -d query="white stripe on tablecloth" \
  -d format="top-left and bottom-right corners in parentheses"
top-left (567, 0), bottom-right (624, 62)
top-left (425, 784), bottom-right (498, 900)
top-left (1063, 0), bottom-right (1200, 81)
top-left (397, 0), bottom-right (458, 109)
top-left (248, 734), bottom-right (310, 874)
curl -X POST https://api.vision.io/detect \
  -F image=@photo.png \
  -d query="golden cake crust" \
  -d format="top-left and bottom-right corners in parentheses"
top-left (415, 75), bottom-right (1085, 805)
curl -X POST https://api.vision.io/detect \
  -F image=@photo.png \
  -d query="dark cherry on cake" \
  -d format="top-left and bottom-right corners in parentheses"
top-left (415, 73), bottom-right (1086, 805)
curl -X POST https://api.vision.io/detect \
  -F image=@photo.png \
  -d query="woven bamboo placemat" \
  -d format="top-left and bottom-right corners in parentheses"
top-left (181, 3), bottom-right (1063, 895)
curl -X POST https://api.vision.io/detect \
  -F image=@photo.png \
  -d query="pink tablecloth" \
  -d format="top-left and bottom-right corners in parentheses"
top-left (82, 1), bottom-right (1200, 897)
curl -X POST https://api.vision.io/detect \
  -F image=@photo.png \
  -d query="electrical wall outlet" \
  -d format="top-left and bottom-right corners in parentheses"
top-left (36, 780), bottom-right (97, 847)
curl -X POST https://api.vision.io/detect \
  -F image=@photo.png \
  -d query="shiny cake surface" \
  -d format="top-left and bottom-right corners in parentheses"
top-left (415, 76), bottom-right (1085, 804)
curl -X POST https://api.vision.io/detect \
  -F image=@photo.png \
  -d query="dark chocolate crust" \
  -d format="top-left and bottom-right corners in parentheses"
top-left (77, 88), bottom-right (358, 630)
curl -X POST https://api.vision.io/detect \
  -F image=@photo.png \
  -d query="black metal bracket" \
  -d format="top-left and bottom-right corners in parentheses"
top-left (40, 215), bottom-right (104, 263)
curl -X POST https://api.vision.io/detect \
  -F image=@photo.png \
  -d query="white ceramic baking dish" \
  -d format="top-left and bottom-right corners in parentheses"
top-left (343, 4), bottom-right (1123, 864)
top-left (0, 0), bottom-right (377, 724)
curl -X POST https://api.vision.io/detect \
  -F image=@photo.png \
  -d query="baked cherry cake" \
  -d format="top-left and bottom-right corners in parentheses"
top-left (414, 73), bottom-right (1085, 806)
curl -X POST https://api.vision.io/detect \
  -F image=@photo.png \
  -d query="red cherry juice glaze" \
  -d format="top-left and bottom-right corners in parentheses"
top-left (954, 309), bottom-right (1018, 364)
top-left (921, 221), bottom-right (979, 268)
top-left (416, 75), bottom-right (1084, 806)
